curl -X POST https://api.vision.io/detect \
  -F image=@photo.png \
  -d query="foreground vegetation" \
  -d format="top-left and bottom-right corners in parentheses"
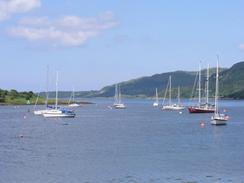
top-left (0, 89), bottom-right (37, 105)
top-left (0, 89), bottom-right (93, 105)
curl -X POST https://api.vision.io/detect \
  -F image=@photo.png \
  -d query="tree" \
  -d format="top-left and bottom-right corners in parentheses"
top-left (0, 89), bottom-right (6, 102)
top-left (9, 89), bottom-right (18, 100)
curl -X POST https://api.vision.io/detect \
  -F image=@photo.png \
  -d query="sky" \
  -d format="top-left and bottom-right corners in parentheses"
top-left (0, 0), bottom-right (244, 91)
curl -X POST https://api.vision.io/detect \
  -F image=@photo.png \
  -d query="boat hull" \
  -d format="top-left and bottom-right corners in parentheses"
top-left (153, 102), bottom-right (159, 107)
top-left (42, 109), bottom-right (75, 118)
top-left (34, 109), bottom-right (50, 115)
top-left (188, 107), bottom-right (215, 113)
top-left (43, 113), bottom-right (75, 118)
top-left (113, 103), bottom-right (126, 109)
top-left (211, 119), bottom-right (227, 125)
top-left (211, 114), bottom-right (228, 125)
top-left (68, 103), bottom-right (80, 107)
top-left (162, 105), bottom-right (185, 111)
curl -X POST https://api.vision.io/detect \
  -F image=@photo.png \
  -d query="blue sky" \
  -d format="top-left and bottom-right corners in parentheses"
top-left (0, 0), bottom-right (244, 91)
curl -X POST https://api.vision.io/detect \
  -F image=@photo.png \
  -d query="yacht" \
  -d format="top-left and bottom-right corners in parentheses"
top-left (113, 84), bottom-right (126, 109)
top-left (211, 57), bottom-right (229, 125)
top-left (42, 72), bottom-right (76, 118)
top-left (162, 76), bottom-right (184, 110)
top-left (188, 63), bottom-right (215, 113)
top-left (68, 87), bottom-right (80, 107)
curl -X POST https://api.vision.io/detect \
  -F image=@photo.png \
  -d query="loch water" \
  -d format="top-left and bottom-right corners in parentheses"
top-left (0, 99), bottom-right (244, 183)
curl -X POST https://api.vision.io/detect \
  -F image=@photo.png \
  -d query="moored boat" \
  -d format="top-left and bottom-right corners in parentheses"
top-left (211, 56), bottom-right (229, 125)
top-left (42, 72), bottom-right (76, 118)
top-left (68, 87), bottom-right (80, 108)
top-left (188, 63), bottom-right (215, 113)
top-left (188, 104), bottom-right (215, 113)
top-left (43, 109), bottom-right (75, 118)
top-left (113, 84), bottom-right (126, 109)
top-left (162, 76), bottom-right (184, 110)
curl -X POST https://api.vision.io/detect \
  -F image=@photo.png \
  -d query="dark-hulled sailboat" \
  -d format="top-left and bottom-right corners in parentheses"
top-left (188, 63), bottom-right (215, 113)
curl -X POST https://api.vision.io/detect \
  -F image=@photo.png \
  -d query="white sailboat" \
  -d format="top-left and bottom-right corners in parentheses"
top-left (162, 76), bottom-right (184, 110)
top-left (43, 72), bottom-right (76, 118)
top-left (34, 66), bottom-right (52, 115)
top-left (153, 88), bottom-right (159, 107)
top-left (173, 86), bottom-right (185, 110)
top-left (113, 84), bottom-right (126, 109)
top-left (68, 87), bottom-right (80, 107)
top-left (211, 56), bottom-right (229, 125)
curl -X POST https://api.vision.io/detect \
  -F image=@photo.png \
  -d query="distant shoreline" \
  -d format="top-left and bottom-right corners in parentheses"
top-left (0, 100), bottom-right (94, 106)
top-left (0, 96), bottom-right (243, 106)
top-left (70, 96), bottom-right (244, 100)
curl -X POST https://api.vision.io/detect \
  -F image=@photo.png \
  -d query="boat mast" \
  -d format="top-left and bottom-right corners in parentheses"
top-left (45, 65), bottom-right (49, 107)
top-left (34, 92), bottom-right (40, 110)
top-left (118, 85), bottom-right (121, 104)
top-left (178, 86), bottom-right (180, 105)
top-left (215, 56), bottom-right (219, 115)
top-left (55, 71), bottom-right (59, 110)
top-left (162, 79), bottom-right (169, 106)
top-left (206, 64), bottom-right (210, 104)
top-left (169, 75), bottom-right (172, 105)
top-left (155, 88), bottom-right (158, 103)
top-left (72, 86), bottom-right (75, 103)
top-left (198, 62), bottom-right (201, 105)
top-left (114, 84), bottom-right (118, 104)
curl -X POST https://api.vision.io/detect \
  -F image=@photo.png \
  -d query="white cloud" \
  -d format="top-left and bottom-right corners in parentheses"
top-left (9, 12), bottom-right (119, 47)
top-left (57, 11), bottom-right (118, 30)
top-left (240, 44), bottom-right (244, 50)
top-left (9, 26), bottom-right (98, 46)
top-left (0, 0), bottom-right (41, 21)
top-left (19, 16), bottom-right (49, 26)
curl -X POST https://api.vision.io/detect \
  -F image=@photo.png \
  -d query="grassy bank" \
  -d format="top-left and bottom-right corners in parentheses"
top-left (0, 89), bottom-right (93, 105)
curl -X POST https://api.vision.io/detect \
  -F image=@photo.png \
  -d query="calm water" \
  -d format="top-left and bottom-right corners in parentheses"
top-left (0, 99), bottom-right (244, 183)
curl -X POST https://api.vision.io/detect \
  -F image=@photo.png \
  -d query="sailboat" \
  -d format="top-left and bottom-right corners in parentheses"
top-left (188, 63), bottom-right (215, 113)
top-left (162, 76), bottom-right (184, 110)
top-left (113, 84), bottom-right (126, 109)
top-left (68, 87), bottom-right (80, 107)
top-left (173, 86), bottom-right (185, 110)
top-left (153, 88), bottom-right (159, 107)
top-left (43, 72), bottom-right (76, 118)
top-left (34, 66), bottom-right (52, 115)
top-left (211, 57), bottom-right (229, 125)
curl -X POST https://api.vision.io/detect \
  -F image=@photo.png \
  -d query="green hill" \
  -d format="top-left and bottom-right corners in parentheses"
top-left (218, 61), bottom-right (244, 98)
top-left (42, 71), bottom-right (198, 98)
top-left (92, 71), bottom-right (197, 98)
top-left (94, 67), bottom-right (227, 98)
top-left (41, 61), bottom-right (244, 99)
